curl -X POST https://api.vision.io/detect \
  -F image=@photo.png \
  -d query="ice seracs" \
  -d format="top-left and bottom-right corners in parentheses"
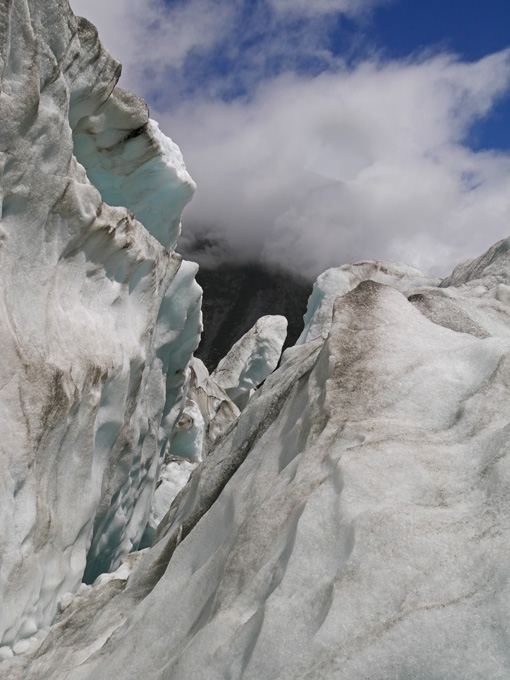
top-left (4, 0), bottom-right (510, 677)
top-left (212, 314), bottom-right (288, 408)
top-left (11, 236), bottom-right (510, 679)
top-left (73, 87), bottom-right (196, 251)
top-left (0, 0), bottom-right (200, 647)
top-left (144, 330), bottom-right (286, 540)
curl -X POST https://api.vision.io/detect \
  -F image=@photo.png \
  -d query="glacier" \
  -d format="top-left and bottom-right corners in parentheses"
top-left (72, 87), bottom-right (195, 251)
top-left (0, 0), bottom-right (200, 649)
top-left (3, 1), bottom-right (510, 679)
top-left (9, 241), bottom-right (510, 679)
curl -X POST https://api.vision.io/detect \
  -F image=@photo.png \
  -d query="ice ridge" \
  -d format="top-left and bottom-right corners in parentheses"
top-left (0, 0), bottom-right (200, 645)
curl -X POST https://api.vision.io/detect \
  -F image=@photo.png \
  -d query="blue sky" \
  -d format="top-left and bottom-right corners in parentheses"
top-left (370, 0), bottom-right (510, 150)
top-left (137, 0), bottom-right (510, 151)
top-left (373, 0), bottom-right (510, 62)
top-left (70, 0), bottom-right (510, 278)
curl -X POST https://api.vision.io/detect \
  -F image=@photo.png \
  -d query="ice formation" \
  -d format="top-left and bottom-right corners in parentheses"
top-left (7, 237), bottom-right (510, 679)
top-left (212, 314), bottom-right (288, 408)
top-left (73, 87), bottom-right (195, 251)
top-left (3, 1), bottom-right (510, 679)
top-left (0, 0), bottom-right (200, 648)
top-left (143, 357), bottom-right (241, 543)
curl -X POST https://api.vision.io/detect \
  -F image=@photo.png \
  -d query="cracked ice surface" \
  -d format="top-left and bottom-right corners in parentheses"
top-left (11, 238), bottom-right (510, 679)
top-left (0, 0), bottom-right (200, 647)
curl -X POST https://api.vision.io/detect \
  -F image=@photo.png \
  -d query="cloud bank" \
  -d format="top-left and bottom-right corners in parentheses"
top-left (70, 0), bottom-right (510, 279)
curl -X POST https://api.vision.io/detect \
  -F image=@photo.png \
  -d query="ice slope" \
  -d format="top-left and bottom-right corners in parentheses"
top-left (0, 0), bottom-right (200, 648)
top-left (9, 239), bottom-right (510, 679)
top-left (297, 260), bottom-right (438, 345)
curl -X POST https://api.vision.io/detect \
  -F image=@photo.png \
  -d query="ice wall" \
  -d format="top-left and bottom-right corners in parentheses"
top-left (0, 0), bottom-right (200, 646)
top-left (13, 238), bottom-right (510, 679)
top-left (72, 87), bottom-right (195, 251)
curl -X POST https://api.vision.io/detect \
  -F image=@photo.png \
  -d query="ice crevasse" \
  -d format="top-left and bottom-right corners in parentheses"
top-left (3, 1), bottom-right (510, 679)
top-left (11, 239), bottom-right (510, 680)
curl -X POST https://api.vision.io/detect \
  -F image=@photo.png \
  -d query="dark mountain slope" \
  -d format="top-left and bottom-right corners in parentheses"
top-left (193, 263), bottom-right (312, 371)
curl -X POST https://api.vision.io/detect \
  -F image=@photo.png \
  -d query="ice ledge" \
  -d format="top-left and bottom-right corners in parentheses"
top-left (73, 87), bottom-right (196, 251)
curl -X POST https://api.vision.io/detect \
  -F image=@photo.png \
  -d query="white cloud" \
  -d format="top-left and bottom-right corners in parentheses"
top-left (163, 51), bottom-right (510, 278)
top-left (69, 0), bottom-right (510, 279)
top-left (69, 0), bottom-right (392, 98)
top-left (69, 0), bottom-right (235, 93)
top-left (267, 0), bottom-right (392, 19)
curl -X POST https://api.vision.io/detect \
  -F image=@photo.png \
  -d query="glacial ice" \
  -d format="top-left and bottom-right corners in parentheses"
top-left (143, 356), bottom-right (241, 543)
top-left (147, 458), bottom-right (198, 533)
top-left (145, 312), bottom-right (288, 544)
top-left (0, 0), bottom-right (200, 647)
top-left (168, 356), bottom-right (241, 462)
top-left (4, 1), bottom-right (510, 678)
top-left (5, 240), bottom-right (510, 680)
top-left (212, 314), bottom-right (288, 408)
top-left (6, 235), bottom-right (510, 679)
top-left (296, 260), bottom-right (438, 345)
top-left (73, 87), bottom-right (196, 251)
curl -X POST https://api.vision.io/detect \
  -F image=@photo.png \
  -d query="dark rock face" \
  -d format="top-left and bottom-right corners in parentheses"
top-left (194, 263), bottom-right (312, 370)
